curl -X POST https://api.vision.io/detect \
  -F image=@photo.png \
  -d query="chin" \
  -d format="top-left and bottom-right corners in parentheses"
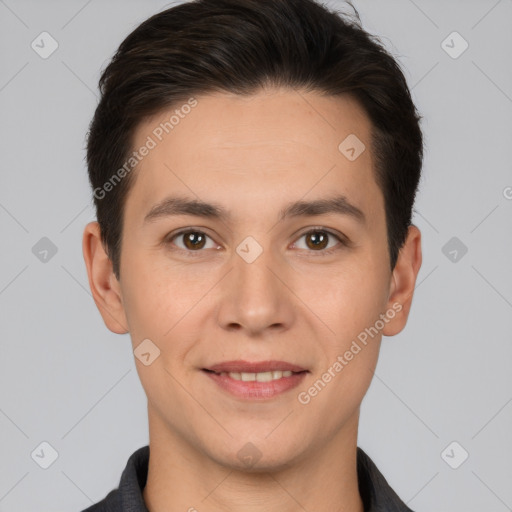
top-left (204, 435), bottom-right (307, 474)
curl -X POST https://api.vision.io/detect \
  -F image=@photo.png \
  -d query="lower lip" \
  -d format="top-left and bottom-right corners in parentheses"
top-left (203, 370), bottom-right (308, 400)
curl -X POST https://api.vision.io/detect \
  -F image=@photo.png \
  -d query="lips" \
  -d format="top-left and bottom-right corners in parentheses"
top-left (204, 360), bottom-right (307, 373)
top-left (202, 360), bottom-right (308, 400)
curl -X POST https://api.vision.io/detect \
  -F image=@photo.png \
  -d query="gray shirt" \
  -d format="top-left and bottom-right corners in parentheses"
top-left (81, 445), bottom-right (414, 512)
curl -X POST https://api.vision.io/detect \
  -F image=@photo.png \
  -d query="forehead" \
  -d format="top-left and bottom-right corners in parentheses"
top-left (126, 88), bottom-right (382, 225)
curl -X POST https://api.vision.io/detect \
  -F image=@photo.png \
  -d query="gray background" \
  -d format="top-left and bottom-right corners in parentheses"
top-left (1, 0), bottom-right (511, 510)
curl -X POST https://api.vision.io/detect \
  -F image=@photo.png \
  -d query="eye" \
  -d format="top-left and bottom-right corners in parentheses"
top-left (292, 228), bottom-right (347, 255)
top-left (166, 229), bottom-right (219, 253)
top-left (164, 227), bottom-right (348, 256)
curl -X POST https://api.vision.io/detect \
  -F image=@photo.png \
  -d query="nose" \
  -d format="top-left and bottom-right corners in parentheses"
top-left (215, 240), bottom-right (295, 337)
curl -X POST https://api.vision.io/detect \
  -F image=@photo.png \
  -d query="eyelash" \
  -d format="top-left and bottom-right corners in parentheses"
top-left (163, 227), bottom-right (349, 257)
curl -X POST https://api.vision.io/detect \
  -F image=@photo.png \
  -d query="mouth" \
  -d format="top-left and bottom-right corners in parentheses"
top-left (202, 360), bottom-right (309, 400)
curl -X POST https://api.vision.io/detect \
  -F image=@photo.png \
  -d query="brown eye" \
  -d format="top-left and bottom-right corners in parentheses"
top-left (182, 231), bottom-right (207, 250)
top-left (294, 228), bottom-right (346, 254)
top-left (167, 229), bottom-right (217, 252)
top-left (305, 231), bottom-right (329, 250)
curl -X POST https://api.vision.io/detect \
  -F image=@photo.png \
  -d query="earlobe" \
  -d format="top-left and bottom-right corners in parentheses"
top-left (383, 225), bottom-right (422, 337)
top-left (82, 221), bottom-right (129, 334)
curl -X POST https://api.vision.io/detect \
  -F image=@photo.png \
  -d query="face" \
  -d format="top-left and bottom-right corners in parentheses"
top-left (84, 88), bottom-right (421, 471)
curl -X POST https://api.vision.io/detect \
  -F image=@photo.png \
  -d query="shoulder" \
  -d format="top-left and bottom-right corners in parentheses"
top-left (80, 488), bottom-right (120, 512)
top-left (79, 445), bottom-right (150, 512)
top-left (357, 447), bottom-right (415, 512)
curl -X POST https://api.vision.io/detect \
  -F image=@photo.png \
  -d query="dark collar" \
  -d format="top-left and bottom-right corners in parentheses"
top-left (82, 445), bottom-right (414, 512)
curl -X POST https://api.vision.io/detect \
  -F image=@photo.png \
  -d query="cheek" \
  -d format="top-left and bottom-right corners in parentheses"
top-left (119, 260), bottom-right (198, 410)
top-left (298, 272), bottom-right (384, 430)
top-left (313, 254), bottom-right (389, 403)
top-left (120, 250), bottom-right (214, 368)
top-left (318, 259), bottom-right (390, 340)
top-left (119, 250), bottom-right (178, 344)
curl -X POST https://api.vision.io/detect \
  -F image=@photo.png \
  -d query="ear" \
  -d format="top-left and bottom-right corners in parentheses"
top-left (382, 224), bottom-right (422, 336)
top-left (82, 221), bottom-right (129, 334)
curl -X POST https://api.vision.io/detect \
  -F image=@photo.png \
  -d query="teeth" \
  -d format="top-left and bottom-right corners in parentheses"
top-left (256, 372), bottom-right (272, 382)
top-left (219, 370), bottom-right (294, 381)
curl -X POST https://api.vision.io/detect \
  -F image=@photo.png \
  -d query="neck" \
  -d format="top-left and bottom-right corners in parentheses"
top-left (142, 408), bottom-right (364, 512)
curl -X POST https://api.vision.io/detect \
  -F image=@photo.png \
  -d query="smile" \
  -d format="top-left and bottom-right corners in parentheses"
top-left (216, 370), bottom-right (294, 382)
top-left (202, 361), bottom-right (308, 400)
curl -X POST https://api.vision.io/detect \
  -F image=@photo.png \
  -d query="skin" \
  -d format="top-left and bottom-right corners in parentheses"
top-left (83, 87), bottom-right (422, 512)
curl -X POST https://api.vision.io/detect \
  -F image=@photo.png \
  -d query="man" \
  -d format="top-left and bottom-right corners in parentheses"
top-left (82, 0), bottom-right (423, 510)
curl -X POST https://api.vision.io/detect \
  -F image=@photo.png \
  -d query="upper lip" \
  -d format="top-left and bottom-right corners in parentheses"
top-left (205, 360), bottom-right (308, 373)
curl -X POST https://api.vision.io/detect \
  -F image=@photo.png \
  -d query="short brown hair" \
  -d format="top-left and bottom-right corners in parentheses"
top-left (86, 0), bottom-right (423, 279)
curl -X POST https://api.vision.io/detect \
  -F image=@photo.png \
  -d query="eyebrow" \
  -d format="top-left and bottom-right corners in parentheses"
top-left (143, 194), bottom-right (366, 225)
